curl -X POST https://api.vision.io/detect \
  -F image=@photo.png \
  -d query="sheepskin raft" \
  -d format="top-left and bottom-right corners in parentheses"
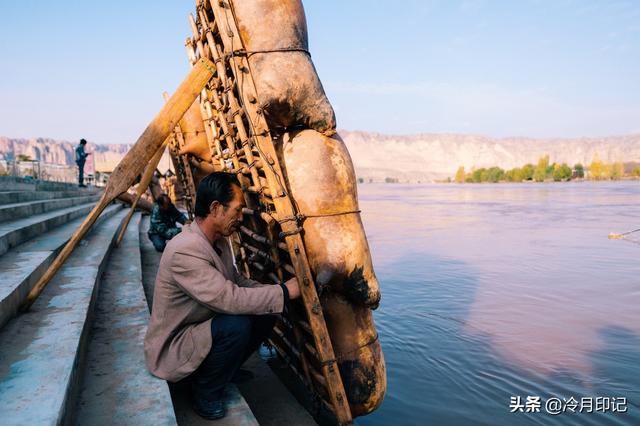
top-left (174, 1), bottom-right (386, 423)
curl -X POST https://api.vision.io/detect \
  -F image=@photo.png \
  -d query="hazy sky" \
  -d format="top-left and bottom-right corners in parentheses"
top-left (1, 0), bottom-right (639, 144)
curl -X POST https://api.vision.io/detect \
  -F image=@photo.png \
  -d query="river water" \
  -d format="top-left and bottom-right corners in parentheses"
top-left (355, 182), bottom-right (639, 426)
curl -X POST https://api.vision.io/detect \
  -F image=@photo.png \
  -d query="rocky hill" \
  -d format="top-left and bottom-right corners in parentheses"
top-left (3, 132), bottom-right (640, 182)
top-left (0, 137), bottom-right (131, 173)
top-left (340, 131), bottom-right (640, 182)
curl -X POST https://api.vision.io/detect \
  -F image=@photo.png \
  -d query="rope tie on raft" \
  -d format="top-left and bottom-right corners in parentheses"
top-left (276, 210), bottom-right (362, 239)
top-left (227, 47), bottom-right (311, 60)
top-left (278, 210), bottom-right (362, 224)
top-left (313, 334), bottom-right (379, 367)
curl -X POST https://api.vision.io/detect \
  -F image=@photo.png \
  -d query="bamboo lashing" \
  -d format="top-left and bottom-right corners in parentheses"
top-left (185, 3), bottom-right (353, 423)
top-left (21, 58), bottom-right (215, 310)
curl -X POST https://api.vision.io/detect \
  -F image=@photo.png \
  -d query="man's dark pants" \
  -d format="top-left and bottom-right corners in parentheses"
top-left (77, 160), bottom-right (85, 186)
top-left (191, 314), bottom-right (276, 405)
top-left (148, 233), bottom-right (168, 252)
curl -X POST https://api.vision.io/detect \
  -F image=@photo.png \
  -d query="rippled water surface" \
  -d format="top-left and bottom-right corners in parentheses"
top-left (355, 182), bottom-right (639, 425)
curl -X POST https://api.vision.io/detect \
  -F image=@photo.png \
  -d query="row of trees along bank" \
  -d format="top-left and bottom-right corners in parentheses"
top-left (453, 155), bottom-right (640, 183)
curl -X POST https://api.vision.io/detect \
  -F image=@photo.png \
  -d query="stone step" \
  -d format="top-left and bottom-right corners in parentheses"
top-left (170, 381), bottom-right (259, 426)
top-left (0, 189), bottom-right (100, 205)
top-left (0, 209), bottom-right (128, 425)
top-left (236, 353), bottom-right (317, 426)
top-left (0, 176), bottom-right (94, 192)
top-left (0, 201), bottom-right (97, 257)
top-left (0, 203), bottom-right (123, 329)
top-left (0, 194), bottom-right (102, 223)
top-left (138, 216), bottom-right (158, 309)
top-left (75, 212), bottom-right (177, 425)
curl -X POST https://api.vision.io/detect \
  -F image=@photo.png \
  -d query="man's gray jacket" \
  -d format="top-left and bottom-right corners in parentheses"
top-left (144, 222), bottom-right (284, 382)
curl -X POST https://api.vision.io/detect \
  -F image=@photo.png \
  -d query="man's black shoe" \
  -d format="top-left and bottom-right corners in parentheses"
top-left (193, 398), bottom-right (225, 420)
top-left (232, 368), bottom-right (255, 383)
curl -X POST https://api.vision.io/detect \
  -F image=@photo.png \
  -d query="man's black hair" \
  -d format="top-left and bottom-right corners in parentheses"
top-left (194, 172), bottom-right (241, 218)
top-left (156, 194), bottom-right (171, 206)
top-left (80, 138), bottom-right (87, 145)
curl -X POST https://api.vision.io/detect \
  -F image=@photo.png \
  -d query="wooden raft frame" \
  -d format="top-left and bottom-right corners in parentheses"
top-left (163, 91), bottom-right (198, 220)
top-left (174, 1), bottom-right (354, 424)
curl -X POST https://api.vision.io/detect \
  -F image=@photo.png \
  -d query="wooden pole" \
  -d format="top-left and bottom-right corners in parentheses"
top-left (115, 139), bottom-right (169, 246)
top-left (21, 58), bottom-right (215, 310)
top-left (118, 87), bottom-right (206, 246)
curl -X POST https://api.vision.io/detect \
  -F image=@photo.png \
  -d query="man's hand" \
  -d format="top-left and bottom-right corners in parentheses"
top-left (285, 277), bottom-right (300, 300)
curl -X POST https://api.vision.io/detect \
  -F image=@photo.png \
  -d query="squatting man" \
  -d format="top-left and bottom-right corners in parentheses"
top-left (144, 172), bottom-right (300, 420)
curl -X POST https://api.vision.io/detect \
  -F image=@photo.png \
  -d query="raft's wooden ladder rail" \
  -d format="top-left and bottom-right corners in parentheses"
top-left (162, 91), bottom-right (198, 220)
top-left (185, 1), bottom-right (353, 424)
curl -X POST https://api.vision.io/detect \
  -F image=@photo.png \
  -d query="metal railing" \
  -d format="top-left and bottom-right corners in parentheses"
top-left (0, 159), bottom-right (90, 184)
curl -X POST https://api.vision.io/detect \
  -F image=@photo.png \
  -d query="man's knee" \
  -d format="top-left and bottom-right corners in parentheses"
top-left (211, 315), bottom-right (252, 344)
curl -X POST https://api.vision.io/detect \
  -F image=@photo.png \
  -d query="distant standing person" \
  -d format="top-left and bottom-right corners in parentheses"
top-left (75, 138), bottom-right (91, 187)
top-left (148, 194), bottom-right (187, 252)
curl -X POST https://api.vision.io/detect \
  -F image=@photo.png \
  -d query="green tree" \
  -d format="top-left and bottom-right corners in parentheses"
top-left (546, 162), bottom-right (555, 178)
top-left (632, 167), bottom-right (640, 177)
top-left (521, 164), bottom-right (534, 180)
top-left (454, 166), bottom-right (466, 183)
top-left (574, 163), bottom-right (584, 178)
top-left (553, 163), bottom-right (572, 181)
top-left (505, 168), bottom-right (518, 182)
top-left (472, 168), bottom-right (485, 183)
top-left (486, 167), bottom-right (504, 182)
top-left (509, 168), bottom-right (524, 182)
top-left (16, 154), bottom-right (32, 162)
top-left (611, 162), bottom-right (624, 180)
top-left (533, 155), bottom-right (549, 182)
